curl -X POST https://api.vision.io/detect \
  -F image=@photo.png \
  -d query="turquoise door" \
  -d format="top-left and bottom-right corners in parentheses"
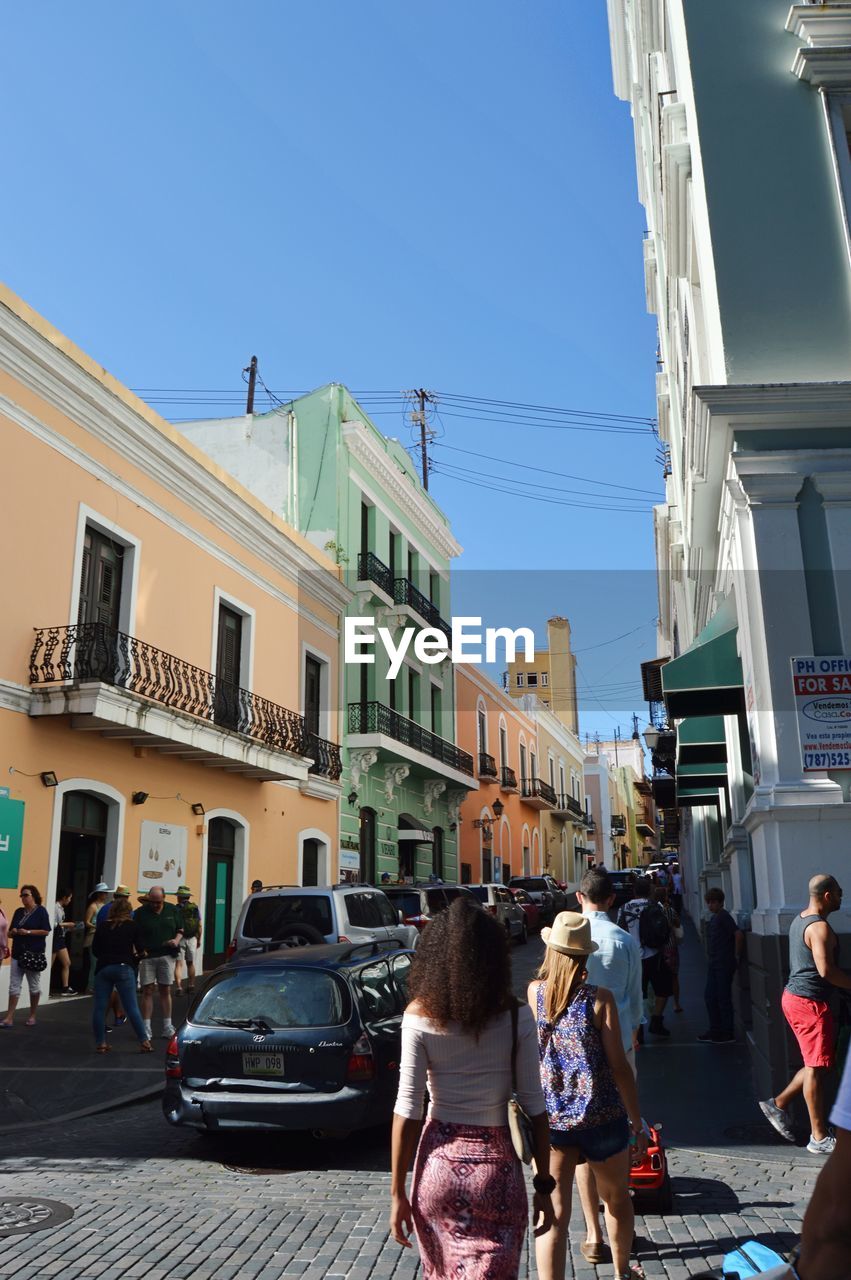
top-left (204, 818), bottom-right (235, 968)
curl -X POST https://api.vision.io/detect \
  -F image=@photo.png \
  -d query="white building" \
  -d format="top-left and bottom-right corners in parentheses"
top-left (606, 0), bottom-right (851, 1096)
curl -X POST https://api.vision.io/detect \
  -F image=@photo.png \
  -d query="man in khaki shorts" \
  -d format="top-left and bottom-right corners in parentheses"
top-left (134, 886), bottom-right (184, 1040)
top-left (173, 886), bottom-right (202, 996)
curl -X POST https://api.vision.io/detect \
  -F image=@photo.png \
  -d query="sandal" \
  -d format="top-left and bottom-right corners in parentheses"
top-left (139, 1041), bottom-right (153, 1053)
top-left (95, 1044), bottom-right (111, 1054)
top-left (619, 1264), bottom-right (646, 1280)
top-left (581, 1243), bottom-right (611, 1264)
top-left (25, 1017), bottom-right (36, 1027)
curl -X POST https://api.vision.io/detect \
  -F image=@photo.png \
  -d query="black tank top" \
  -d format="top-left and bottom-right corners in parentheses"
top-left (785, 913), bottom-right (835, 1002)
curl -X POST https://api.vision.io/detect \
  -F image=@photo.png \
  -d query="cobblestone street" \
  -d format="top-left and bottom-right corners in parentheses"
top-left (0, 932), bottom-right (822, 1277)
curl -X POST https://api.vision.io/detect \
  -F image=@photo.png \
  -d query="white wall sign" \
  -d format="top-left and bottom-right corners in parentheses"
top-left (139, 821), bottom-right (187, 893)
top-left (791, 656), bottom-right (851, 771)
top-left (339, 849), bottom-right (360, 872)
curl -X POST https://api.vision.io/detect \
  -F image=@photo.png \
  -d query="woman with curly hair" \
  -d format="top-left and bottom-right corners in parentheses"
top-left (390, 895), bottom-right (554, 1278)
top-left (530, 912), bottom-right (647, 1280)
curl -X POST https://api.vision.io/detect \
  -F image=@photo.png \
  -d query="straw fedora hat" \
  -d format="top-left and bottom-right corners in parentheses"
top-left (541, 911), bottom-right (599, 957)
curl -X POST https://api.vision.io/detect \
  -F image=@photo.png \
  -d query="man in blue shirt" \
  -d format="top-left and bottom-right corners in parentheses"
top-left (573, 866), bottom-right (643, 1265)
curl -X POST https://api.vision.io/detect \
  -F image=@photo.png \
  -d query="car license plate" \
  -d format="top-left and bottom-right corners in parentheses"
top-left (242, 1052), bottom-right (284, 1077)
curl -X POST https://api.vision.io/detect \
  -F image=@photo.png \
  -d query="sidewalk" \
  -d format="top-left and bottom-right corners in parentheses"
top-left (0, 987), bottom-right (169, 1131)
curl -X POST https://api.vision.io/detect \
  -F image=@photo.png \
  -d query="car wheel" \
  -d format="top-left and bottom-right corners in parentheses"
top-left (272, 923), bottom-right (326, 947)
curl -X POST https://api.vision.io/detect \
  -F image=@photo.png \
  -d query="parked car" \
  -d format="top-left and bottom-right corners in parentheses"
top-left (508, 875), bottom-right (568, 923)
top-left (228, 885), bottom-right (418, 957)
top-left (465, 884), bottom-right (527, 943)
top-left (163, 941), bottom-right (413, 1135)
top-left (509, 886), bottom-right (541, 933)
top-left (380, 883), bottom-right (478, 934)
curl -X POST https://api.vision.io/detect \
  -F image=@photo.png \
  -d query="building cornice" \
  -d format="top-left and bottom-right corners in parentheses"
top-left (0, 294), bottom-right (351, 618)
top-left (787, 4), bottom-right (851, 88)
top-left (455, 664), bottom-right (537, 734)
top-left (342, 421), bottom-right (462, 561)
top-left (0, 678), bottom-right (30, 715)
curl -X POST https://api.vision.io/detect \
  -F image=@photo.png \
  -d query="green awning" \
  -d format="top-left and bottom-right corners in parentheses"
top-left (676, 761), bottom-right (728, 790)
top-left (676, 716), bottom-right (727, 766)
top-left (677, 785), bottom-right (723, 808)
top-left (662, 595), bottom-right (744, 718)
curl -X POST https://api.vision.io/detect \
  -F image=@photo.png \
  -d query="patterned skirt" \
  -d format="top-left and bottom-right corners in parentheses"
top-left (411, 1119), bottom-right (527, 1279)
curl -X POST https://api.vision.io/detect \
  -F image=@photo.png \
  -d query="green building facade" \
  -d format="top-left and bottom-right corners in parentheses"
top-left (180, 384), bottom-right (475, 884)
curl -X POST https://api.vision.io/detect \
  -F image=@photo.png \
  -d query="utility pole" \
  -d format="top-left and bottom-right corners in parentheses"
top-left (613, 726), bottom-right (620, 767)
top-left (405, 388), bottom-right (435, 490)
top-left (244, 355), bottom-right (258, 414)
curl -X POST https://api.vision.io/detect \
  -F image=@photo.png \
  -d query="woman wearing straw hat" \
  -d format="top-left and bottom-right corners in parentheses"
top-left (529, 911), bottom-right (647, 1280)
top-left (390, 896), bottom-right (555, 1278)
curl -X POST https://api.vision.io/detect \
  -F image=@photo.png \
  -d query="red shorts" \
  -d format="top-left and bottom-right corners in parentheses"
top-left (781, 988), bottom-right (835, 1068)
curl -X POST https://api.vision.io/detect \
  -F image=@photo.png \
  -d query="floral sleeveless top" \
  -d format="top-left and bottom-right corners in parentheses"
top-left (535, 982), bottom-right (625, 1131)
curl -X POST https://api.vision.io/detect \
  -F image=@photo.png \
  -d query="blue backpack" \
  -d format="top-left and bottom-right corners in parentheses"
top-left (723, 1240), bottom-right (788, 1277)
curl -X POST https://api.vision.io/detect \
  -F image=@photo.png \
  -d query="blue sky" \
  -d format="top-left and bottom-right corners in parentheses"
top-left (2, 2), bottom-right (659, 737)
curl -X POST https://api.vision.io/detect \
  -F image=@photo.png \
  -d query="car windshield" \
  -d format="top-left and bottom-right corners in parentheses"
top-left (193, 967), bottom-right (348, 1029)
top-left (513, 890), bottom-right (530, 904)
top-left (510, 878), bottom-right (543, 891)
top-left (243, 896), bottom-right (334, 940)
top-left (465, 886), bottom-right (488, 902)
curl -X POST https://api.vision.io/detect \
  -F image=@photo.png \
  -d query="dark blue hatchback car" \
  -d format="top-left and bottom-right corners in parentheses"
top-left (163, 942), bottom-right (413, 1135)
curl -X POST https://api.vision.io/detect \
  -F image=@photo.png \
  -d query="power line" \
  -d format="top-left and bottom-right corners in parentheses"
top-left (431, 464), bottom-right (654, 513)
top-left (433, 443), bottom-right (661, 498)
top-left (572, 618), bottom-right (658, 652)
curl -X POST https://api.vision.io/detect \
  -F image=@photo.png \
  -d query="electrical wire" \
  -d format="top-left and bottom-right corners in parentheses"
top-left (434, 458), bottom-right (651, 505)
top-left (431, 463), bottom-right (654, 513)
top-left (433, 443), bottom-right (660, 498)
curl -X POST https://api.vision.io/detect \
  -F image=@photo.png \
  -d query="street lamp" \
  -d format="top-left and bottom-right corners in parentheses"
top-left (642, 724), bottom-right (660, 752)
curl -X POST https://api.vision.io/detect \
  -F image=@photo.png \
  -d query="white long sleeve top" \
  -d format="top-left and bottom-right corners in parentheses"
top-left (393, 1004), bottom-right (546, 1127)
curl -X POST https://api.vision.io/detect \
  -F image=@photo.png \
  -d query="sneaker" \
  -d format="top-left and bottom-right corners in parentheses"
top-left (807, 1132), bottom-right (836, 1155)
top-left (162, 1021), bottom-right (175, 1039)
top-left (114, 1015), bottom-right (127, 1027)
top-left (142, 1020), bottom-right (152, 1041)
top-left (759, 1098), bottom-right (796, 1143)
top-left (649, 1018), bottom-right (670, 1038)
top-left (713, 1033), bottom-right (736, 1043)
top-left (60, 986), bottom-right (76, 996)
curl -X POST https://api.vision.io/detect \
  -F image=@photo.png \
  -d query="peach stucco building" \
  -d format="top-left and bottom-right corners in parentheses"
top-left (0, 284), bottom-right (348, 1005)
top-left (455, 666), bottom-right (544, 882)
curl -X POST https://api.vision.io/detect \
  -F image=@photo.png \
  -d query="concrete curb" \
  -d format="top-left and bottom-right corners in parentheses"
top-left (0, 1080), bottom-right (163, 1135)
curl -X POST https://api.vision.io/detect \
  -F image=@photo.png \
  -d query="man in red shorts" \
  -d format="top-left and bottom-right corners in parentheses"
top-left (760, 874), bottom-right (851, 1154)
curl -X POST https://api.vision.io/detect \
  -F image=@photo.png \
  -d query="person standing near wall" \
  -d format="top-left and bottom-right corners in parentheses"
top-left (134, 886), bottom-right (184, 1041)
top-left (697, 888), bottom-right (742, 1044)
top-left (1, 885), bottom-right (51, 1027)
top-left (173, 886), bottom-right (202, 995)
top-left (51, 889), bottom-right (76, 995)
top-left (760, 874), bottom-right (851, 1155)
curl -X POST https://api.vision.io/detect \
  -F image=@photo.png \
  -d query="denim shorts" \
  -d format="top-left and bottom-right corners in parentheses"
top-left (550, 1115), bottom-right (630, 1164)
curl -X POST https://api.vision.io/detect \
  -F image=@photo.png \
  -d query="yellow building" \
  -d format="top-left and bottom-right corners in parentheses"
top-left (525, 699), bottom-right (589, 891)
top-left (0, 284), bottom-right (348, 1005)
top-left (506, 616), bottom-right (579, 735)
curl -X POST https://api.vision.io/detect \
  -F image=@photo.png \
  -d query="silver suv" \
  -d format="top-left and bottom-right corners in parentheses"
top-left (466, 883), bottom-right (528, 944)
top-left (229, 885), bottom-right (418, 957)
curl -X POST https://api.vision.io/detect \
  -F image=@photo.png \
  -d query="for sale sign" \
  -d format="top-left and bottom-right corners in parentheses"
top-left (791, 656), bottom-right (851, 770)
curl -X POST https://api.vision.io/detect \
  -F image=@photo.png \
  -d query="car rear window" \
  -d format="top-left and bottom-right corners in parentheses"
top-left (242, 896), bottom-right (334, 940)
top-left (465, 886), bottom-right (488, 903)
top-left (425, 889), bottom-right (448, 912)
top-left (193, 967), bottom-right (348, 1028)
top-left (442, 888), bottom-right (470, 905)
top-left (345, 891), bottom-right (394, 928)
top-left (385, 891), bottom-right (422, 918)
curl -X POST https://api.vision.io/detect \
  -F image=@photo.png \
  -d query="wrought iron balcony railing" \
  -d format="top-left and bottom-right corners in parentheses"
top-left (500, 765), bottom-right (518, 791)
top-left (357, 551), bottom-right (394, 598)
top-left (29, 624), bottom-right (341, 778)
top-left (610, 813), bottom-right (627, 835)
top-left (521, 776), bottom-right (558, 806)
top-left (478, 751), bottom-right (498, 779)
top-left (393, 577), bottom-right (450, 635)
top-left (306, 731), bottom-right (343, 782)
top-left (348, 701), bottom-right (474, 776)
top-left (555, 793), bottom-right (585, 819)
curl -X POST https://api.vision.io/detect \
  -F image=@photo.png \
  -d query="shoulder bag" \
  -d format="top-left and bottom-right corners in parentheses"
top-left (507, 1000), bottom-right (535, 1164)
top-left (15, 907), bottom-right (48, 972)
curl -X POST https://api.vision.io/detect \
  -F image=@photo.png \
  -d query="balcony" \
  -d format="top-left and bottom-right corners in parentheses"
top-left (356, 551), bottom-right (394, 601)
top-left (521, 776), bottom-right (558, 810)
top-left (28, 623), bottom-right (341, 784)
top-left (392, 577), bottom-right (451, 635)
top-left (611, 814), bottom-right (627, 836)
top-left (478, 751), bottom-right (498, 780)
top-left (500, 765), bottom-right (518, 791)
top-left (552, 792), bottom-right (585, 822)
top-left (348, 701), bottom-right (475, 787)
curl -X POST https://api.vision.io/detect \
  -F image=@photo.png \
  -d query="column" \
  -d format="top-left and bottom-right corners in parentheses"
top-left (812, 471), bottom-right (851, 650)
